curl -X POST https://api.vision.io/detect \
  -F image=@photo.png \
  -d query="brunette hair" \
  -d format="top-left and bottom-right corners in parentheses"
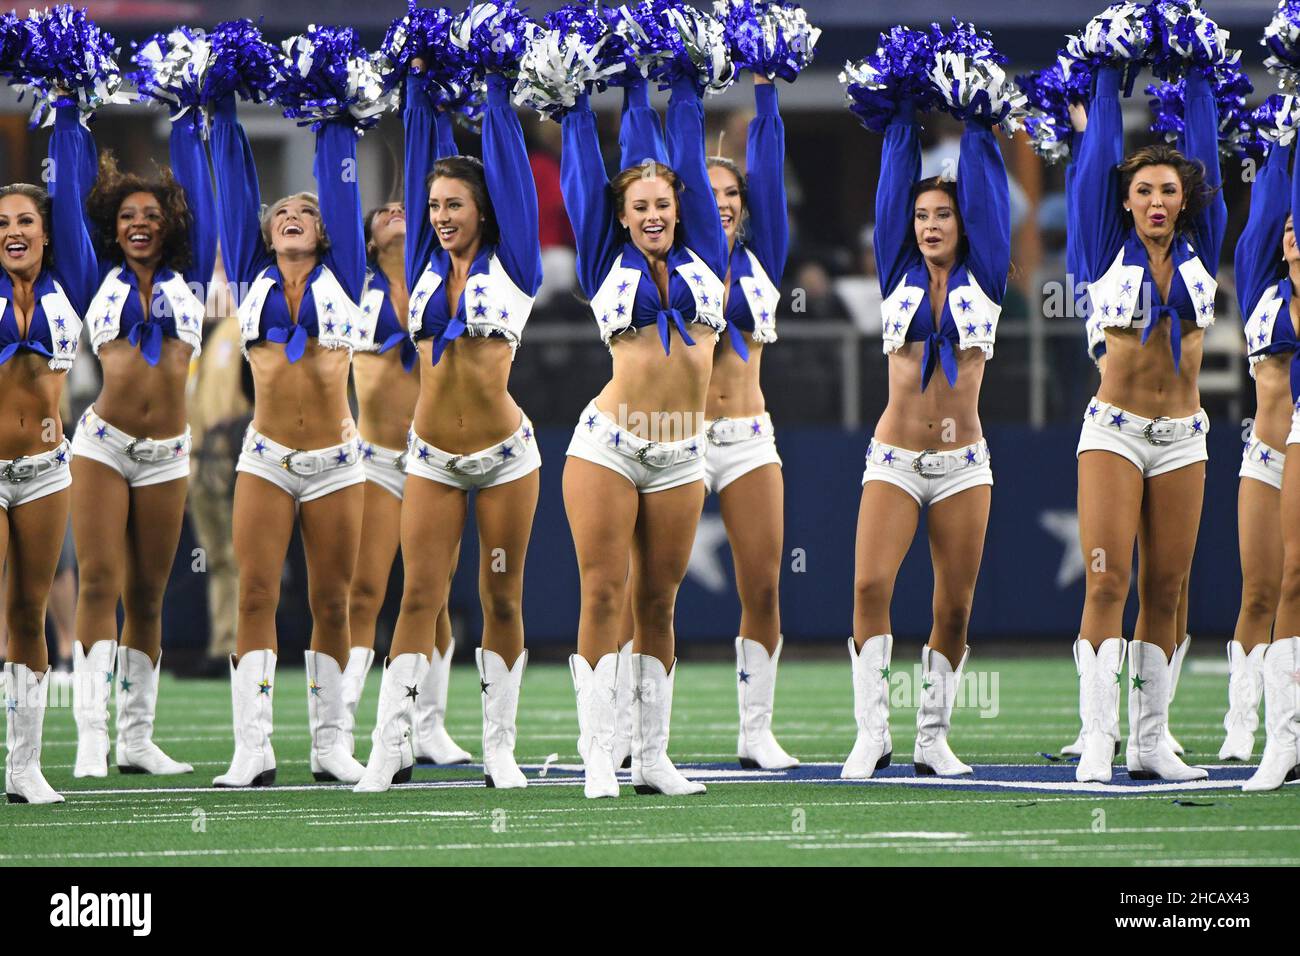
top-left (0, 182), bottom-right (52, 266)
top-left (910, 176), bottom-right (968, 259)
top-left (1116, 144), bottom-right (1215, 233)
top-left (426, 155), bottom-right (498, 247)
top-left (363, 203), bottom-right (402, 262)
top-left (86, 151), bottom-right (193, 270)
top-left (259, 192), bottom-right (330, 255)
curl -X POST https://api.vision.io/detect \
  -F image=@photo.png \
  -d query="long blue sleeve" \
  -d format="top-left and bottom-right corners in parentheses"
top-left (314, 121), bottom-right (365, 301)
top-left (619, 75), bottom-right (667, 171)
top-left (1065, 127), bottom-right (1086, 282)
top-left (482, 73), bottom-right (542, 295)
top-left (873, 105), bottom-right (921, 294)
top-left (666, 76), bottom-right (727, 279)
top-left (1235, 143), bottom-right (1290, 321)
top-left (746, 82), bottom-right (788, 284)
top-left (958, 121), bottom-right (1010, 302)
top-left (560, 94), bottom-right (621, 297)
top-left (1182, 70), bottom-right (1227, 273)
top-left (436, 108), bottom-right (457, 160)
top-left (1073, 66), bottom-right (1125, 282)
top-left (404, 72), bottom-right (440, 291)
top-left (169, 112), bottom-right (217, 289)
top-left (50, 106), bottom-right (98, 315)
top-left (210, 96), bottom-right (272, 297)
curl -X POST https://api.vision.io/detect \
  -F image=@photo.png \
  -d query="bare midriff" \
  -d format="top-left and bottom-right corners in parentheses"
top-left (411, 335), bottom-right (521, 454)
top-left (873, 343), bottom-right (986, 451)
top-left (1252, 354), bottom-right (1293, 451)
top-left (354, 349), bottom-right (420, 451)
top-left (706, 332), bottom-right (765, 420)
top-left (248, 341), bottom-right (353, 450)
top-left (1096, 321), bottom-right (1204, 419)
top-left (94, 337), bottom-right (192, 439)
top-left (596, 324), bottom-right (718, 441)
top-left (0, 355), bottom-right (65, 458)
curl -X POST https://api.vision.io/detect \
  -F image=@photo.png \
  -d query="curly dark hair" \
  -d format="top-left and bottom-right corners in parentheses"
top-left (85, 150), bottom-right (193, 271)
top-left (1117, 144), bottom-right (1216, 235)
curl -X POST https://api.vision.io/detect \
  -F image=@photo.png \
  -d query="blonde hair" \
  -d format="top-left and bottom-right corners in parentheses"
top-left (260, 192), bottom-right (330, 254)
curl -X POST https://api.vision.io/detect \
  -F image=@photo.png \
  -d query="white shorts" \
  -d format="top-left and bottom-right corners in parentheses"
top-left (1077, 399), bottom-right (1209, 478)
top-left (860, 437), bottom-right (992, 507)
top-left (360, 441), bottom-right (407, 501)
top-left (1240, 430), bottom-right (1285, 491)
top-left (1287, 403), bottom-right (1300, 447)
top-left (405, 413), bottom-right (541, 492)
top-left (566, 400), bottom-right (706, 494)
top-left (0, 439), bottom-right (71, 510)
top-left (70, 405), bottom-right (191, 488)
top-left (703, 413), bottom-right (782, 494)
top-left (235, 427), bottom-right (365, 503)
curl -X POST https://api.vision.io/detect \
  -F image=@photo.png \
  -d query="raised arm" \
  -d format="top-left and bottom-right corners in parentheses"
top-left (1072, 66), bottom-right (1126, 281)
top-left (314, 120), bottom-right (365, 301)
top-left (666, 76), bottom-right (727, 278)
top-left (482, 73), bottom-right (542, 295)
top-left (49, 105), bottom-right (98, 314)
top-left (619, 75), bottom-right (667, 170)
top-left (957, 121), bottom-right (1010, 301)
top-left (1065, 126), bottom-right (1087, 282)
top-left (560, 93), bottom-right (621, 297)
top-left (743, 79), bottom-right (789, 283)
top-left (210, 96), bottom-right (273, 295)
top-left (404, 71), bottom-right (441, 290)
top-left (1182, 69), bottom-right (1227, 272)
top-left (169, 112), bottom-right (218, 290)
top-left (1235, 142), bottom-right (1290, 320)
top-left (872, 102), bottom-right (921, 293)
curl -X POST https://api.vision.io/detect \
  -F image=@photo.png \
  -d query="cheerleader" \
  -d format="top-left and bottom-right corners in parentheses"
top-left (1, 100), bottom-right (98, 803)
top-left (561, 72), bottom-right (729, 799)
top-left (344, 193), bottom-right (471, 767)
top-left (1070, 65), bottom-right (1224, 784)
top-left (68, 106), bottom-right (216, 778)
top-left (210, 90), bottom-right (368, 788)
top-left (1243, 134), bottom-right (1300, 791)
top-left (841, 94), bottom-right (1010, 779)
top-left (355, 62), bottom-right (543, 792)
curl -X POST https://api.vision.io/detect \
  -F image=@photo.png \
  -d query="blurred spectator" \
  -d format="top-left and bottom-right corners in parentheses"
top-left (835, 223), bottom-right (884, 335)
top-left (526, 118), bottom-right (577, 310)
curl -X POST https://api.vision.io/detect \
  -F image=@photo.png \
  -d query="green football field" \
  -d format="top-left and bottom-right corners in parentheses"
top-left (2, 655), bottom-right (1296, 866)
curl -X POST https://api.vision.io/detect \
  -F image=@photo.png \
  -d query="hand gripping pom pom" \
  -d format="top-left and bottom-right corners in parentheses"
top-left (645, 2), bottom-right (736, 95)
top-left (1060, 2), bottom-right (1152, 95)
top-left (1264, 0), bottom-right (1300, 92)
top-left (272, 25), bottom-right (397, 133)
top-left (512, 6), bottom-right (629, 121)
top-left (376, 3), bottom-right (456, 90)
top-left (713, 0), bottom-right (820, 82)
top-left (604, 0), bottom-right (674, 87)
top-left (839, 25), bottom-right (936, 134)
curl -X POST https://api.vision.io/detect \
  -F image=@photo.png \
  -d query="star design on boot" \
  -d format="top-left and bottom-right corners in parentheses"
top-left (5, 697), bottom-right (15, 714)
top-left (1114, 670), bottom-right (1123, 684)
top-left (1131, 674), bottom-right (1147, 691)
top-left (879, 666), bottom-right (891, 680)
top-left (738, 669), bottom-right (751, 684)
top-left (105, 671), bottom-right (114, 684)
top-left (405, 685), bottom-right (419, 700)
top-left (632, 684), bottom-right (644, 703)
top-left (120, 677), bottom-right (132, 693)
top-left (921, 678), bottom-right (934, 691)
top-left (309, 681), bottom-right (322, 697)
top-left (258, 678), bottom-right (272, 695)
top-left (480, 679), bottom-right (491, 694)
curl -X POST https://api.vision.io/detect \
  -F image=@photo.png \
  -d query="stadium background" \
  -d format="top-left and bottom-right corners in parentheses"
top-left (0, 0), bottom-right (1276, 663)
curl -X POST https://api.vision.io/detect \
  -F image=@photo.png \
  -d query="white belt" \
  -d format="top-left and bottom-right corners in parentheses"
top-left (80, 406), bottom-right (191, 463)
top-left (1085, 401), bottom-right (1207, 446)
top-left (361, 442), bottom-right (407, 473)
top-left (1, 439), bottom-right (70, 484)
top-left (408, 418), bottom-right (534, 477)
top-left (580, 403), bottom-right (703, 469)
top-left (243, 429), bottom-right (359, 478)
top-left (867, 438), bottom-right (989, 479)
top-left (706, 413), bottom-right (773, 447)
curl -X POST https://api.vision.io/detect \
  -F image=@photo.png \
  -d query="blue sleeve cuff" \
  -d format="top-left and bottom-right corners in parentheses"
top-left (1185, 70), bottom-right (1211, 98)
top-left (487, 72), bottom-right (509, 106)
top-left (1096, 66), bottom-right (1120, 98)
top-left (755, 82), bottom-right (778, 116)
top-left (669, 74), bottom-right (698, 102)
top-left (626, 75), bottom-right (651, 109)
top-left (212, 94), bottom-right (237, 122)
top-left (54, 105), bottom-right (79, 131)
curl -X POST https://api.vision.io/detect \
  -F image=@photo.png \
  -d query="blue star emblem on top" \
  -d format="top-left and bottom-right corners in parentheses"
top-left (899, 298), bottom-right (912, 311)
top-left (964, 322), bottom-right (976, 335)
top-left (958, 298), bottom-right (972, 312)
top-left (1120, 280), bottom-right (1133, 295)
top-left (473, 284), bottom-right (486, 297)
top-left (617, 280), bottom-right (630, 295)
top-left (690, 273), bottom-right (704, 286)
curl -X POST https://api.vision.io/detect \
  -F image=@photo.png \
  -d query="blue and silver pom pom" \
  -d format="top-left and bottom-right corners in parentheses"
top-left (1251, 92), bottom-right (1300, 148)
top-left (644, 2), bottom-right (736, 95)
top-left (376, 3), bottom-right (457, 91)
top-left (206, 19), bottom-right (282, 105)
top-left (929, 19), bottom-right (1025, 135)
top-left (449, 1), bottom-right (538, 79)
top-left (713, 0), bottom-right (820, 82)
top-left (839, 25), bottom-right (936, 134)
top-left (1016, 62), bottom-right (1085, 163)
top-left (128, 27), bottom-right (212, 125)
top-left (513, 8), bottom-right (628, 120)
top-left (1061, 2), bottom-right (1152, 94)
top-left (1263, 0), bottom-right (1300, 92)
top-left (1144, 61), bottom-right (1254, 158)
top-left (604, 0), bottom-right (674, 87)
top-left (1146, 0), bottom-right (1234, 81)
top-left (273, 25), bottom-right (397, 133)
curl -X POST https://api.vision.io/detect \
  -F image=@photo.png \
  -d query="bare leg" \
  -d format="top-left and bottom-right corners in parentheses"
top-left (1077, 451), bottom-right (1144, 645)
top-left (718, 464), bottom-right (783, 653)
top-left (474, 471), bottom-right (539, 667)
top-left (852, 481), bottom-right (920, 648)
top-left (348, 481), bottom-right (402, 652)
top-left (5, 490), bottom-right (70, 670)
top-left (299, 484), bottom-right (365, 669)
top-left (630, 481), bottom-right (705, 670)
top-left (70, 457), bottom-right (129, 653)
top-left (390, 477), bottom-right (466, 660)
top-left (925, 485), bottom-right (991, 664)
top-left (232, 474), bottom-right (298, 658)
top-left (121, 477), bottom-right (189, 663)
top-left (1132, 464), bottom-right (1205, 657)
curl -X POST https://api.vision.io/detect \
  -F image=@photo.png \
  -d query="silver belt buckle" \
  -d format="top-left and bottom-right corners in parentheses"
top-left (125, 438), bottom-right (163, 464)
top-left (705, 419), bottom-right (734, 447)
top-left (635, 441), bottom-right (666, 467)
top-left (281, 450), bottom-right (322, 477)
top-left (443, 455), bottom-right (466, 474)
top-left (911, 449), bottom-right (946, 478)
top-left (1143, 417), bottom-right (1176, 446)
top-left (2, 456), bottom-right (35, 483)
top-left (395, 452), bottom-right (407, 472)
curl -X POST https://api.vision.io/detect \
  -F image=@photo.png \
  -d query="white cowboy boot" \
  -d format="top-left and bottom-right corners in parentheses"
top-left (413, 639), bottom-right (472, 764)
top-left (1060, 636), bottom-right (1086, 758)
top-left (355, 654), bottom-right (426, 793)
top-left (1165, 635), bottom-right (1190, 754)
top-left (72, 639), bottom-right (116, 778)
top-left (631, 655), bottom-right (705, 796)
top-left (4, 663), bottom-right (63, 804)
top-left (841, 634), bottom-right (892, 779)
top-left (1075, 637), bottom-right (1125, 783)
top-left (116, 647), bottom-right (193, 775)
top-left (339, 646), bottom-right (375, 757)
top-left (1218, 640), bottom-right (1265, 762)
top-left (477, 648), bottom-right (527, 789)
top-left (1125, 640), bottom-right (1207, 781)
top-left (213, 651), bottom-right (277, 787)
top-left (306, 651), bottom-right (365, 783)
top-left (736, 636), bottom-right (799, 770)
top-left (612, 642), bottom-right (634, 769)
top-left (1243, 636), bottom-right (1300, 792)
top-left (570, 653), bottom-right (619, 799)
top-left (914, 646), bottom-right (973, 776)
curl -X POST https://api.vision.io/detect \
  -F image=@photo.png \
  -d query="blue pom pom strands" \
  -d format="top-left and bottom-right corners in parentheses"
top-left (1263, 0), bottom-right (1300, 92)
top-left (645, 2), bottom-right (736, 95)
top-left (713, 0), bottom-right (820, 82)
top-left (1251, 93), bottom-right (1300, 150)
top-left (513, 6), bottom-right (628, 120)
top-left (1146, 0), bottom-right (1235, 81)
top-left (377, 2), bottom-right (456, 89)
top-left (1061, 2), bottom-right (1153, 95)
top-left (929, 19), bottom-right (1025, 136)
top-left (839, 26), bottom-right (936, 134)
top-left (4, 4), bottom-right (133, 128)
top-left (271, 25), bottom-right (396, 134)
top-left (206, 19), bottom-right (281, 105)
top-left (1144, 61), bottom-right (1253, 158)
top-left (1016, 62), bottom-right (1087, 163)
top-left (0, 12), bottom-right (25, 78)
top-left (449, 1), bottom-right (538, 79)
top-left (128, 27), bottom-right (212, 126)
top-left (604, 0), bottom-right (675, 87)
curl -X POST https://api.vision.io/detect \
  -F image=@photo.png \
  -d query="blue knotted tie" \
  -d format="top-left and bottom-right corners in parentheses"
top-left (1143, 303), bottom-right (1182, 373)
top-left (378, 331), bottom-right (419, 372)
top-left (725, 320), bottom-right (751, 362)
top-left (431, 316), bottom-right (467, 366)
top-left (656, 308), bottom-right (696, 355)
top-left (266, 324), bottom-right (309, 363)
top-left (0, 339), bottom-right (55, 365)
top-left (919, 331), bottom-right (959, 391)
top-left (126, 320), bottom-right (163, 366)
